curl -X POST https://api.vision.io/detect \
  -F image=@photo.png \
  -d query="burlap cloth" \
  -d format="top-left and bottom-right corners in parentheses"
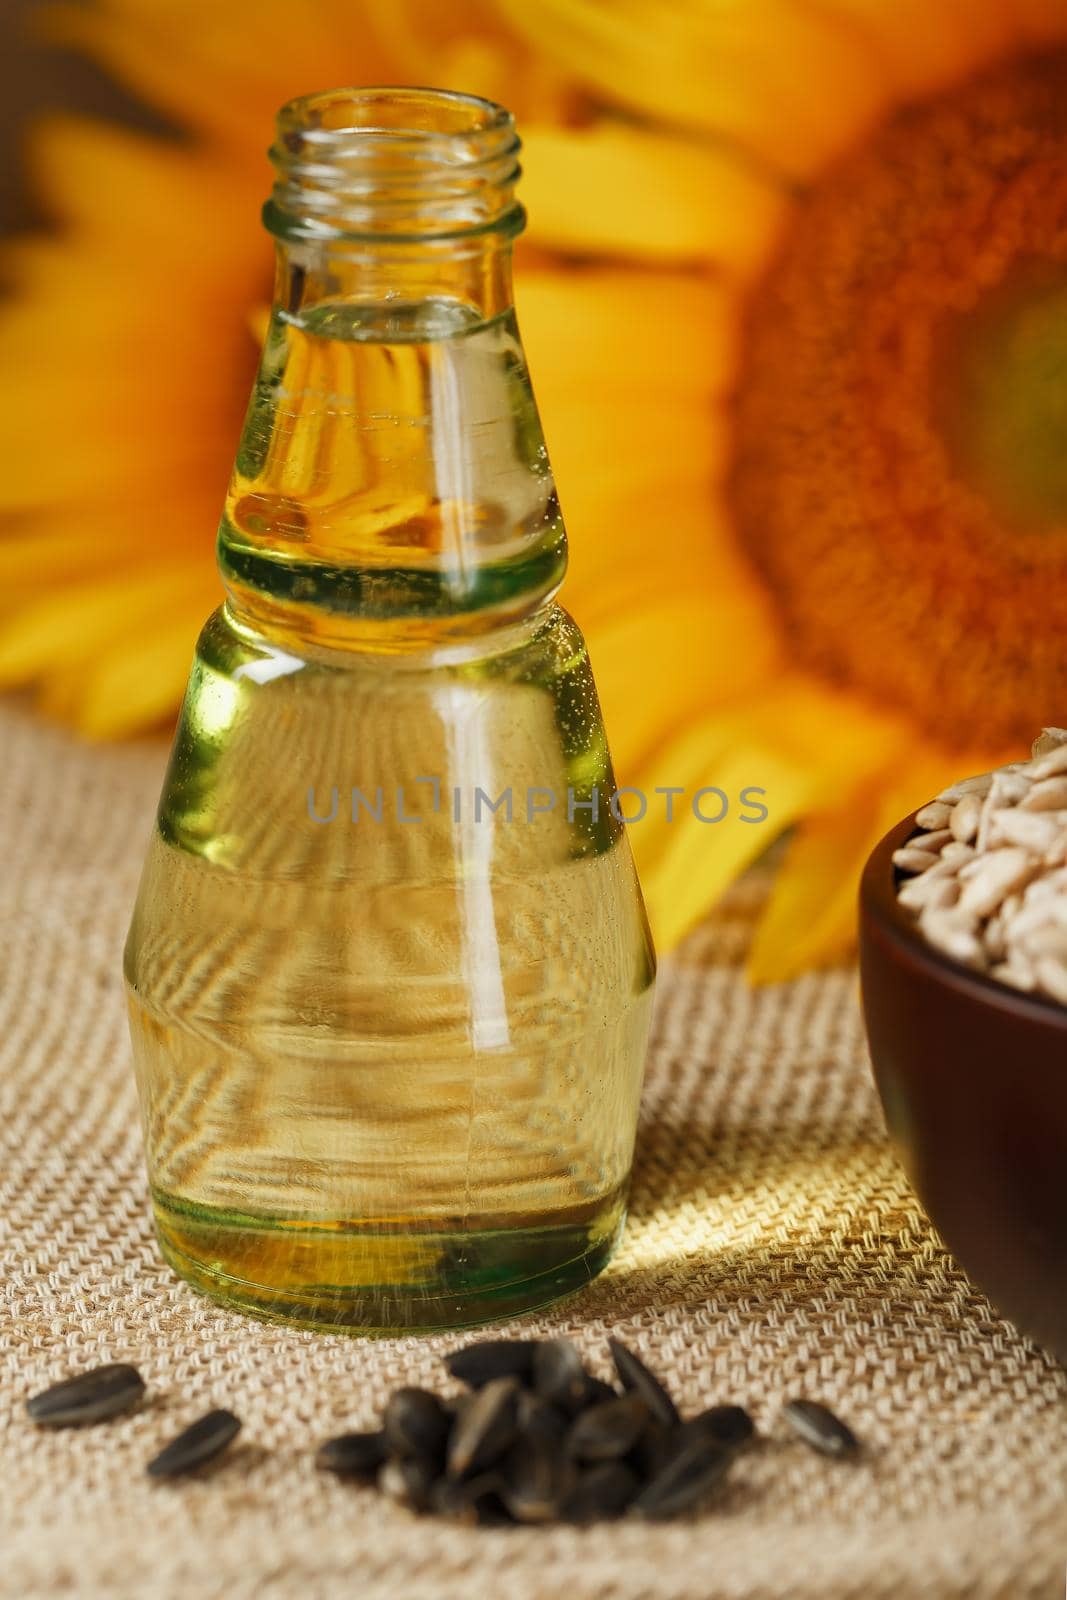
top-left (1, 694), bottom-right (1064, 1600)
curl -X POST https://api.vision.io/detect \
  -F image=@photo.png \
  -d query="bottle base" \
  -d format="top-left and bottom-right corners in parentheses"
top-left (151, 1188), bottom-right (626, 1333)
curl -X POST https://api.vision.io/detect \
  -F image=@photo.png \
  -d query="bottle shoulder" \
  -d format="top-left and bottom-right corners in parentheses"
top-left (194, 601), bottom-right (589, 691)
top-left (219, 302), bottom-right (568, 645)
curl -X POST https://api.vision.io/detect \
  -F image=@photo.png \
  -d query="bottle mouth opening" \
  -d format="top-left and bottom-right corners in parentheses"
top-left (267, 86), bottom-right (524, 244)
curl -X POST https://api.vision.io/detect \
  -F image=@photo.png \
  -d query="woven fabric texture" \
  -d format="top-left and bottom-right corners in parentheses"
top-left (1, 696), bottom-right (1064, 1600)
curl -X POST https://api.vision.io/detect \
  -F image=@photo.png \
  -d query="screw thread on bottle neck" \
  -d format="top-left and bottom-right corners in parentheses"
top-left (265, 86), bottom-right (525, 246)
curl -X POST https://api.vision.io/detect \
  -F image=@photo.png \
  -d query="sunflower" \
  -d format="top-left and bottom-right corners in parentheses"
top-left (3, 0), bottom-right (1067, 976)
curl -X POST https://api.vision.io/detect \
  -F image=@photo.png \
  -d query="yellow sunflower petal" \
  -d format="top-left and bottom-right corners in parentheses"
top-left (517, 270), bottom-right (745, 615)
top-left (60, 610), bottom-right (206, 738)
top-left (361, 0), bottom-right (576, 120)
top-left (522, 271), bottom-right (735, 566)
top-left (746, 795), bottom-right (890, 982)
top-left (540, 392), bottom-right (721, 522)
top-left (518, 268), bottom-right (737, 398)
top-left (0, 499), bottom-right (220, 568)
top-left (494, 0), bottom-right (899, 178)
top-left (0, 529), bottom-right (148, 589)
top-left (625, 675), bottom-right (921, 952)
top-left (0, 529), bottom-right (113, 578)
top-left (563, 488), bottom-right (755, 628)
top-left (583, 583), bottom-right (781, 780)
top-left (521, 121), bottom-right (788, 272)
top-left (629, 716), bottom-right (822, 954)
top-left (746, 745), bottom-right (1000, 981)
top-left (0, 121), bottom-right (255, 516)
top-left (41, 0), bottom-right (569, 146)
top-left (39, 0), bottom-right (392, 150)
top-left (25, 115), bottom-right (254, 244)
top-left (0, 569), bottom-right (214, 684)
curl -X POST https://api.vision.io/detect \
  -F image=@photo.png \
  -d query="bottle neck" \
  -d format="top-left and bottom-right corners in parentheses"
top-left (219, 88), bottom-right (565, 655)
top-left (271, 228), bottom-right (519, 331)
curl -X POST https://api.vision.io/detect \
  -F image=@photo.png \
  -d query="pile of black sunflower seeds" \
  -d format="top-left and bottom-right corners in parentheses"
top-left (25, 1335), bottom-right (859, 1521)
top-left (318, 1336), bottom-right (860, 1525)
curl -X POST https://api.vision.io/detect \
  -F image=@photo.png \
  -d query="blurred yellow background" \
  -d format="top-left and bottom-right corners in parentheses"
top-left (1, 0), bottom-right (1066, 974)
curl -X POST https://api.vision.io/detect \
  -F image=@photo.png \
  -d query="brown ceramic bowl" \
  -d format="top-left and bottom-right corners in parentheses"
top-left (860, 811), bottom-right (1067, 1362)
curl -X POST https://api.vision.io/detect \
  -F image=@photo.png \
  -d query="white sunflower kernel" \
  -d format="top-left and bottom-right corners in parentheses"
top-left (893, 736), bottom-right (1067, 1006)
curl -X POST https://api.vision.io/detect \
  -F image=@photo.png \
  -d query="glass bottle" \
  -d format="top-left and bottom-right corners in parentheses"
top-left (124, 87), bottom-right (656, 1331)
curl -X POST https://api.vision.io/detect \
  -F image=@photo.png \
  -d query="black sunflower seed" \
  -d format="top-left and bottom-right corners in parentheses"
top-left (628, 1419), bottom-right (674, 1481)
top-left (448, 1376), bottom-right (519, 1478)
top-left (445, 1340), bottom-right (541, 1389)
top-left (146, 1409), bottom-right (242, 1479)
top-left (26, 1363), bottom-right (146, 1428)
top-left (430, 1470), bottom-right (504, 1525)
top-left (316, 1430), bottom-right (386, 1480)
top-left (562, 1461), bottom-right (640, 1523)
top-left (633, 1436), bottom-right (732, 1520)
top-left (582, 1376), bottom-right (621, 1407)
top-left (516, 1390), bottom-right (569, 1447)
top-left (379, 1455), bottom-right (438, 1512)
top-left (501, 1433), bottom-right (574, 1524)
top-left (679, 1403), bottom-right (755, 1451)
top-left (782, 1399), bottom-right (860, 1459)
top-left (567, 1395), bottom-right (649, 1462)
top-left (469, 1493), bottom-right (515, 1528)
top-left (607, 1338), bottom-right (679, 1429)
top-left (383, 1387), bottom-right (450, 1463)
top-left (532, 1339), bottom-right (589, 1413)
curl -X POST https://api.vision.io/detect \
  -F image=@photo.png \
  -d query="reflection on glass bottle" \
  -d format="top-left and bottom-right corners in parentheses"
top-left (124, 88), bottom-right (655, 1330)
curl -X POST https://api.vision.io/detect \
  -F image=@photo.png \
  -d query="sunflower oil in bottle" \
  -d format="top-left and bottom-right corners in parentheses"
top-left (124, 88), bottom-right (656, 1331)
